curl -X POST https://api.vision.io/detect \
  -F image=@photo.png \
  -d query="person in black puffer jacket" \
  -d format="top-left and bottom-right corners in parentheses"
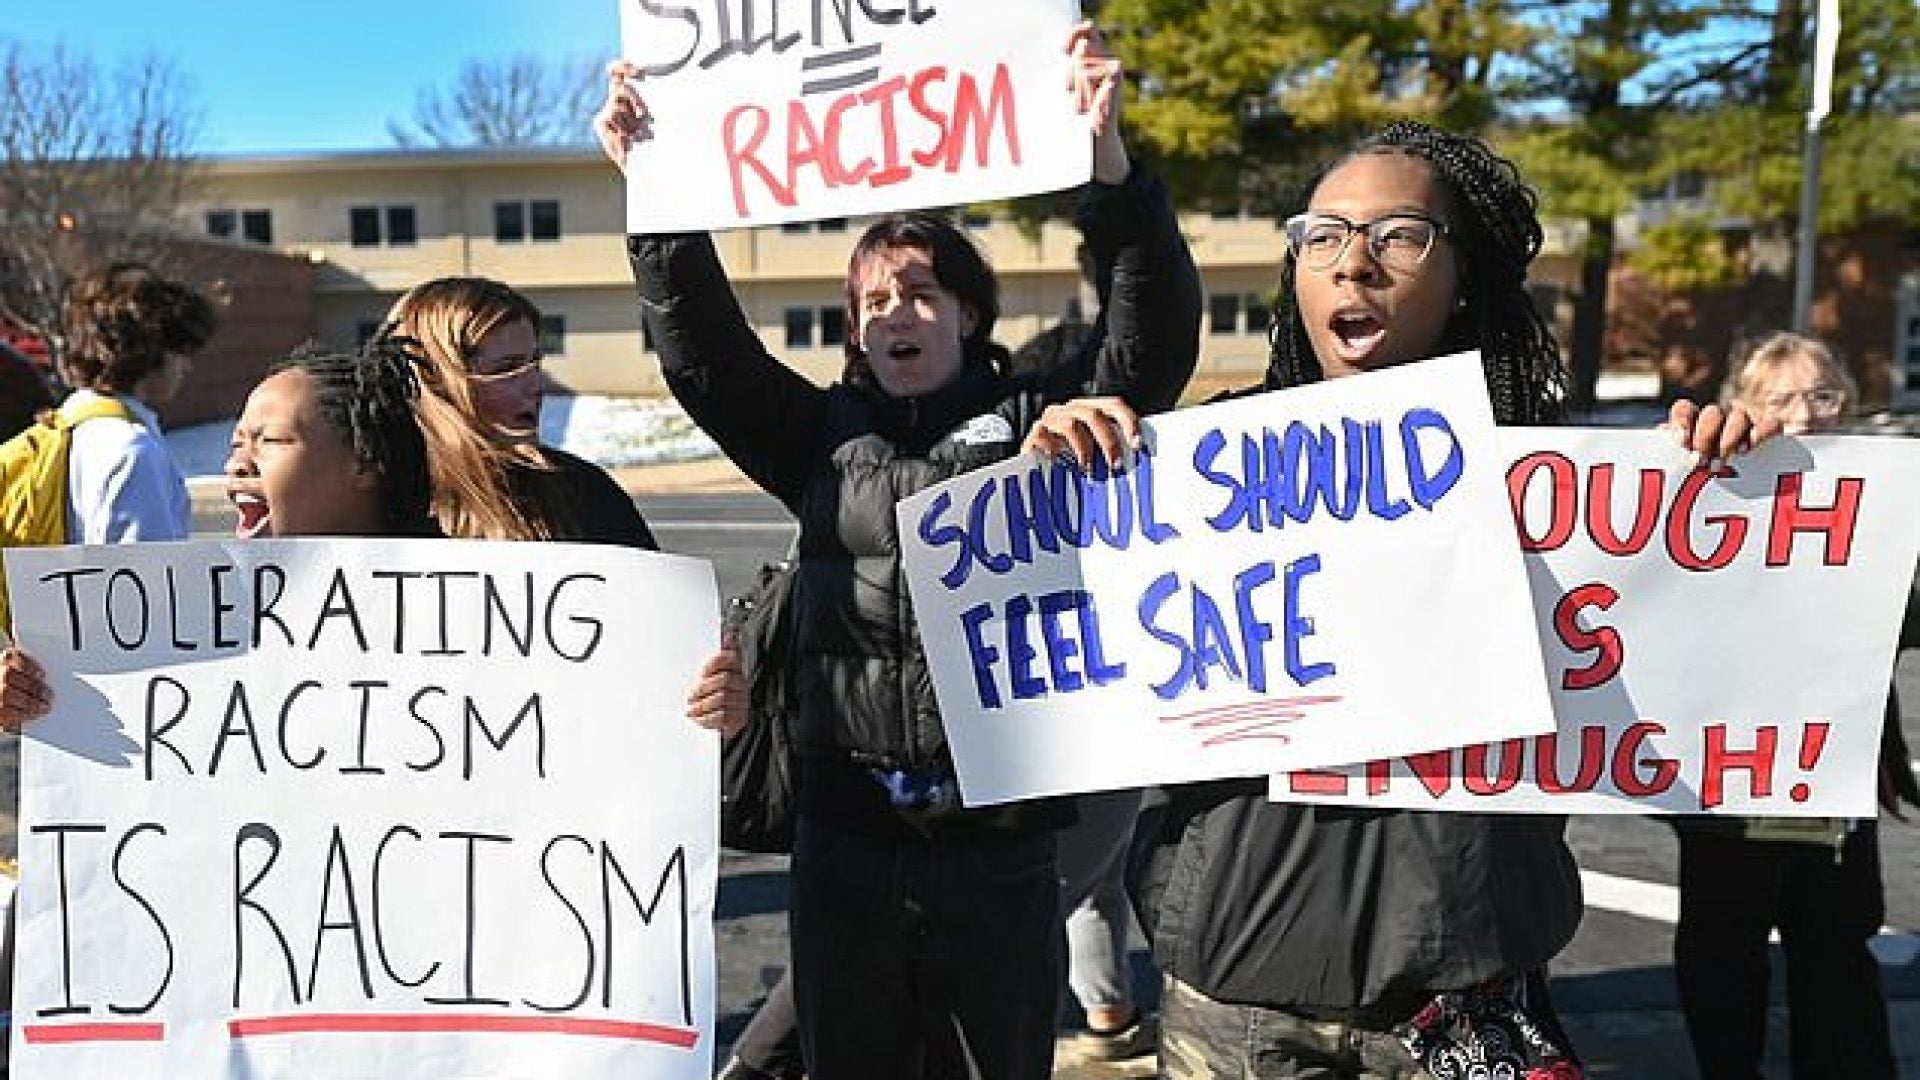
top-left (595, 22), bottom-right (1200, 1080)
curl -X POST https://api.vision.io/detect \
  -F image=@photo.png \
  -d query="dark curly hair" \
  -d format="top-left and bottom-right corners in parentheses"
top-left (1264, 121), bottom-right (1565, 426)
top-left (840, 212), bottom-right (1009, 386)
top-left (270, 341), bottom-right (437, 537)
top-left (61, 262), bottom-right (216, 393)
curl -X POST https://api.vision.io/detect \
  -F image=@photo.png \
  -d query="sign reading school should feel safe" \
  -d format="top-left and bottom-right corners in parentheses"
top-left (898, 358), bottom-right (1920, 815)
top-left (896, 352), bottom-right (1559, 806)
top-left (4, 539), bottom-right (722, 1080)
top-left (616, 0), bottom-right (1089, 232)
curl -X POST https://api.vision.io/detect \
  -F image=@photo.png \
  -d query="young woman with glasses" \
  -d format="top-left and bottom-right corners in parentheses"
top-left (1027, 120), bottom-right (1777, 1079)
top-left (382, 277), bottom-right (658, 549)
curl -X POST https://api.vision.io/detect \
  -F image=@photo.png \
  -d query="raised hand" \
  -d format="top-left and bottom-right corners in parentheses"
top-left (1066, 20), bottom-right (1129, 184)
top-left (593, 60), bottom-right (655, 175)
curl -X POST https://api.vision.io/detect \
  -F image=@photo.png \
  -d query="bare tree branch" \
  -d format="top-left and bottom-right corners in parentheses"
top-left (388, 54), bottom-right (601, 148)
top-left (0, 41), bottom-right (206, 366)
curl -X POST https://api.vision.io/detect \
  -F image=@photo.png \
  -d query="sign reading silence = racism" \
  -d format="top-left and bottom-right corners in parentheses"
top-left (3, 540), bottom-right (723, 1080)
top-left (896, 351), bottom-right (1920, 815)
top-left (617, 0), bottom-right (1090, 232)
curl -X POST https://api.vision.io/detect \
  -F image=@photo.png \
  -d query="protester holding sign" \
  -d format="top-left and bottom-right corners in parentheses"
top-left (1026, 121), bottom-right (1777, 1079)
top-left (1671, 331), bottom-right (1911, 1080)
top-left (382, 277), bottom-right (660, 549)
top-left (0, 342), bottom-right (439, 735)
top-left (596, 20), bottom-right (1200, 1077)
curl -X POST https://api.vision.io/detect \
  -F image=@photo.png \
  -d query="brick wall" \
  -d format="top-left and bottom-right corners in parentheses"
top-left (160, 240), bottom-right (318, 430)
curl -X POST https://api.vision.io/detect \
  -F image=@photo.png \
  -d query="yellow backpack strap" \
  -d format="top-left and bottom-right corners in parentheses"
top-left (0, 396), bottom-right (136, 634)
top-left (57, 395), bottom-right (138, 428)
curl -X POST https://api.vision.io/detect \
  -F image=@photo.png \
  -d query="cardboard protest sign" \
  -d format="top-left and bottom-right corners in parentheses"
top-left (4, 539), bottom-right (721, 1079)
top-left (1275, 428), bottom-right (1920, 816)
top-left (617, 0), bottom-right (1089, 232)
top-left (896, 352), bottom-right (1555, 806)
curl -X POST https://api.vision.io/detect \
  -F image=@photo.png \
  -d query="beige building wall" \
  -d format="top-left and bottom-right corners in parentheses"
top-left (186, 148), bottom-right (1582, 402)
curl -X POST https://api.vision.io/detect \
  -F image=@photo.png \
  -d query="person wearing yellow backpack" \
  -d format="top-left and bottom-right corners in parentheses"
top-left (54, 262), bottom-right (215, 543)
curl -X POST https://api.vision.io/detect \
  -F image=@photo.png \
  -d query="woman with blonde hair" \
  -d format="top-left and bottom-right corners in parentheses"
top-left (383, 277), bottom-right (657, 548)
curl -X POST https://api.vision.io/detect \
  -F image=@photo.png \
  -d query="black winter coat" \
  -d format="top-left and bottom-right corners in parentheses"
top-left (628, 167), bottom-right (1200, 835)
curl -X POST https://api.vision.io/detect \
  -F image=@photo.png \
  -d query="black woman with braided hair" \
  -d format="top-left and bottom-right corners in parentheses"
top-left (223, 342), bottom-right (442, 540)
top-left (2, 341), bottom-right (444, 735)
top-left (1025, 121), bottom-right (1780, 1079)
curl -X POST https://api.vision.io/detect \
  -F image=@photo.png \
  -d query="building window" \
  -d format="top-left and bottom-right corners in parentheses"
top-left (350, 204), bottom-right (417, 247)
top-left (784, 307), bottom-right (815, 349)
top-left (1244, 294), bottom-right (1272, 336)
top-left (386, 205), bottom-right (417, 246)
top-left (206, 208), bottom-right (273, 245)
top-left (780, 218), bottom-right (849, 235)
top-left (350, 206), bottom-right (380, 246)
top-left (820, 306), bottom-right (847, 349)
top-left (529, 200), bottom-right (561, 241)
top-left (538, 314), bottom-right (566, 356)
top-left (494, 201), bottom-right (525, 243)
top-left (1897, 272), bottom-right (1920, 399)
top-left (1209, 294), bottom-right (1241, 336)
top-left (242, 209), bottom-right (273, 245)
top-left (495, 199), bottom-right (562, 243)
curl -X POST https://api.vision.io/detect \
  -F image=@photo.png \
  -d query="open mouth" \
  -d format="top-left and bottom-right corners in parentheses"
top-left (230, 491), bottom-right (271, 539)
top-left (1329, 311), bottom-right (1386, 359)
top-left (887, 341), bottom-right (922, 361)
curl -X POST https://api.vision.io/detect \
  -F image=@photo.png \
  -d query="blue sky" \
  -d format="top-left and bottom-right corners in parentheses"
top-left (6, 0), bottom-right (620, 154)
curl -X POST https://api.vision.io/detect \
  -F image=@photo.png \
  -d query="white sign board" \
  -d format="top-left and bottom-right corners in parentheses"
top-left (897, 352), bottom-right (1555, 805)
top-left (1275, 428), bottom-right (1920, 816)
top-left (5, 539), bottom-right (721, 1079)
top-left (618, 0), bottom-right (1089, 232)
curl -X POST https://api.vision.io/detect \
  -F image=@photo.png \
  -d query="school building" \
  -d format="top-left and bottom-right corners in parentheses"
top-left (176, 147), bottom-right (1918, 413)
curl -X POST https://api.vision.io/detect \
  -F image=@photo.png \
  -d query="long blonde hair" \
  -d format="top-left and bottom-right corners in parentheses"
top-left (383, 277), bottom-right (556, 540)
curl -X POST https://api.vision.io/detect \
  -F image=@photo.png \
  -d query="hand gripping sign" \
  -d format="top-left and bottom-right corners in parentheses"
top-left (1277, 428), bottom-right (1920, 817)
top-left (3, 538), bottom-right (721, 1080)
top-left (617, 0), bottom-right (1090, 232)
top-left (896, 352), bottom-right (1558, 807)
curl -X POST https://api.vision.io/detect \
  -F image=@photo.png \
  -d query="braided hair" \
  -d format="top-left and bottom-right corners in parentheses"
top-left (270, 340), bottom-right (437, 537)
top-left (1265, 121), bottom-right (1566, 426)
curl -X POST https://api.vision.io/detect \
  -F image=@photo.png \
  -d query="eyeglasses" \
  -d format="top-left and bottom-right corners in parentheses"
top-left (1284, 211), bottom-right (1448, 273)
top-left (468, 353), bottom-right (543, 382)
top-left (1759, 387), bottom-right (1847, 417)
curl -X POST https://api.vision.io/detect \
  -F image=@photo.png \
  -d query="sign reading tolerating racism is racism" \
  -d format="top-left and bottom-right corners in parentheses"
top-left (896, 352), bottom-right (1558, 806)
top-left (617, 0), bottom-right (1089, 232)
top-left (4, 539), bottom-right (721, 1080)
top-left (1275, 428), bottom-right (1920, 817)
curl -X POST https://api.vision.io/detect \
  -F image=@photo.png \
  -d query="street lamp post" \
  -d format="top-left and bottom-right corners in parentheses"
top-left (1792, 0), bottom-right (1840, 333)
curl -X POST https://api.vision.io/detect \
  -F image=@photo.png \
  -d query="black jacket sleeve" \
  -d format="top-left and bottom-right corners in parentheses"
top-left (1055, 166), bottom-right (1202, 413)
top-left (627, 233), bottom-right (828, 508)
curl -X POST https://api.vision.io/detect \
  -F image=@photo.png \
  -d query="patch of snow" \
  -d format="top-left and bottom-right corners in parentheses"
top-left (166, 394), bottom-right (719, 480)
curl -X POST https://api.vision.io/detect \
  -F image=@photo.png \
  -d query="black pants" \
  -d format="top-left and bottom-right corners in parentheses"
top-left (789, 814), bottom-right (1062, 1080)
top-left (1674, 825), bottom-right (1894, 1079)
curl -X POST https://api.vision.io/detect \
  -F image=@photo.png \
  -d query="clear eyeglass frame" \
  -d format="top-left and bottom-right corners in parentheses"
top-left (1284, 211), bottom-right (1449, 273)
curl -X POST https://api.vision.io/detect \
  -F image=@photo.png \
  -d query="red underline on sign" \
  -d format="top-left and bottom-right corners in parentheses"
top-left (227, 1013), bottom-right (699, 1047)
top-left (1160, 695), bottom-right (1345, 747)
top-left (22, 1021), bottom-right (167, 1044)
